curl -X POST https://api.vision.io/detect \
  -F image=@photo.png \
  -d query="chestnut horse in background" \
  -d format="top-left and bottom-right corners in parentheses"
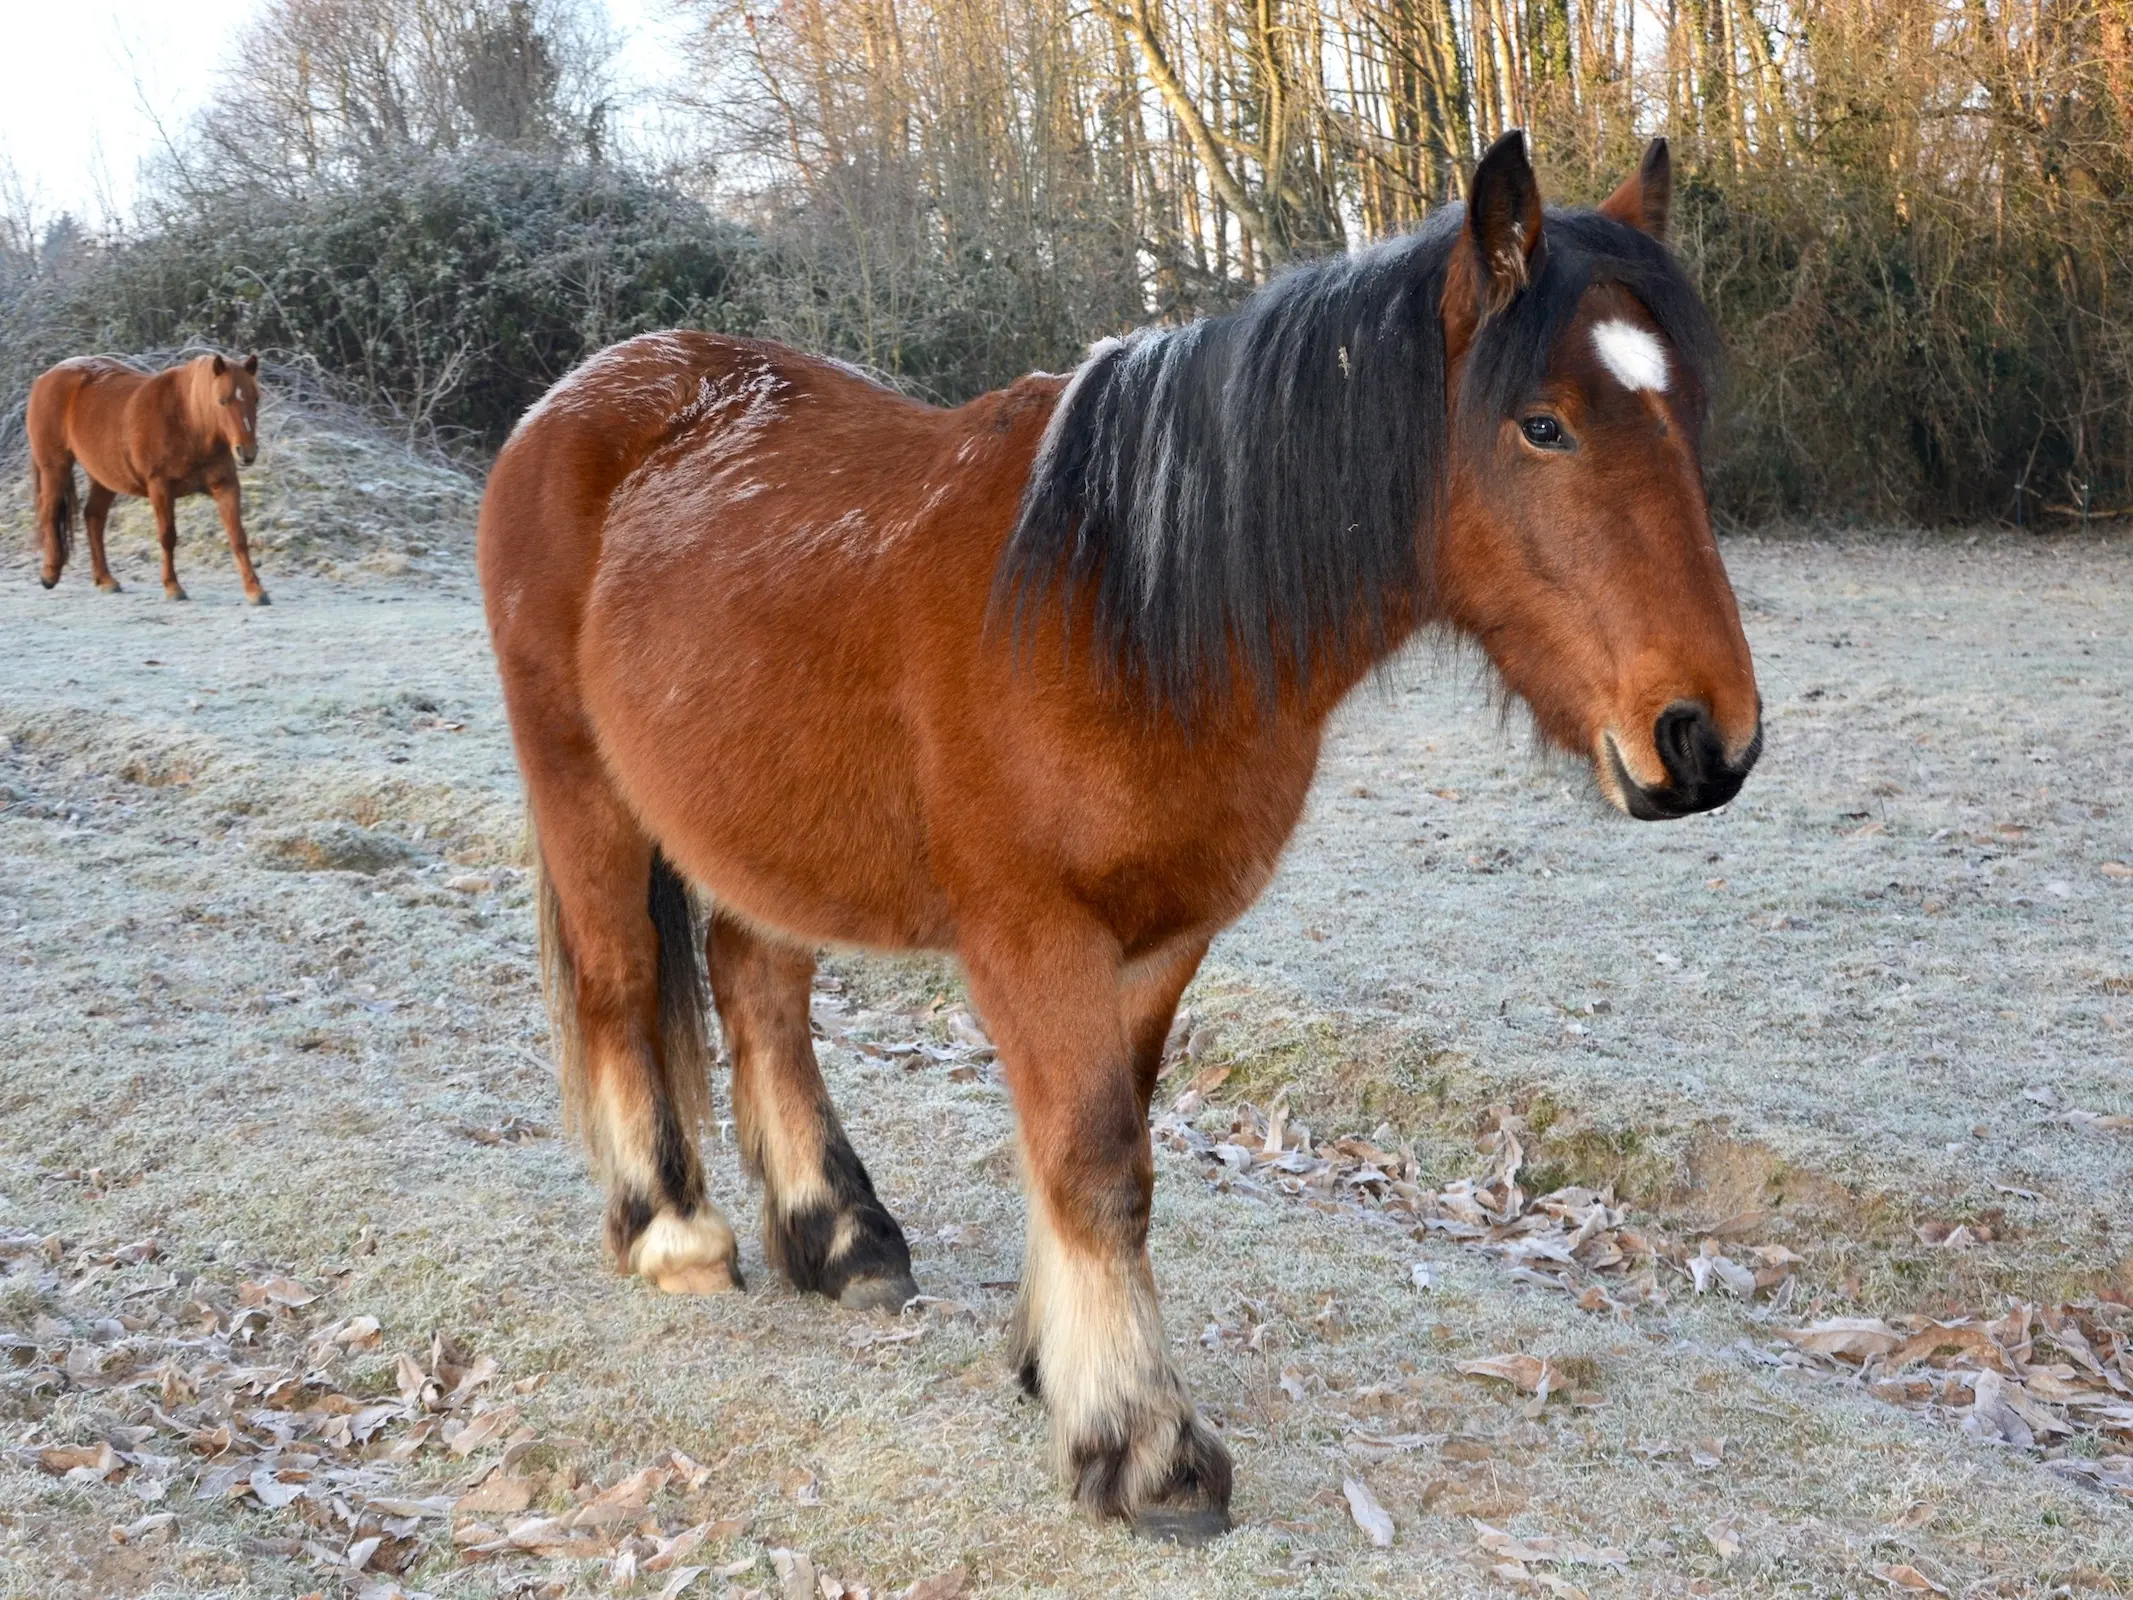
top-left (479, 132), bottom-right (1761, 1542)
top-left (27, 352), bottom-right (268, 604)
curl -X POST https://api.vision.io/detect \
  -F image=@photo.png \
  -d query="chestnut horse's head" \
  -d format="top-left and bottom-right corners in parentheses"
top-left (1436, 134), bottom-right (1760, 818)
top-left (204, 353), bottom-right (262, 467)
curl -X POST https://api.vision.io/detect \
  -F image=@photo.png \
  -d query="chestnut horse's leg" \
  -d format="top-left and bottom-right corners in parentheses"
top-left (147, 481), bottom-right (185, 601)
top-left (965, 917), bottom-right (1230, 1543)
top-left (208, 474), bottom-right (269, 606)
top-left (527, 743), bottom-right (742, 1294)
top-left (83, 482), bottom-right (120, 593)
top-left (28, 451), bottom-right (71, 589)
top-left (706, 910), bottom-right (917, 1311)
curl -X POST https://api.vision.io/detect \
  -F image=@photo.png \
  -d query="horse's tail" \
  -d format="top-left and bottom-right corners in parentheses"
top-left (534, 838), bottom-right (712, 1158)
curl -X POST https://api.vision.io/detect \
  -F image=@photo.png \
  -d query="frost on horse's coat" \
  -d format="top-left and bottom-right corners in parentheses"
top-left (477, 131), bottom-right (1762, 1542)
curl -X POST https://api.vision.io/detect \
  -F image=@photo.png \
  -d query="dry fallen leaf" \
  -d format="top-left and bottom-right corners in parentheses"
top-left (1456, 1353), bottom-right (1562, 1400)
top-left (566, 1465), bottom-right (670, 1527)
top-left (1704, 1518), bottom-right (1743, 1561)
top-left (444, 1404), bottom-right (519, 1458)
top-left (1343, 1477), bottom-right (1395, 1547)
top-left (238, 1277), bottom-right (319, 1310)
top-left (454, 1474), bottom-right (536, 1516)
top-left (1470, 1521), bottom-right (1628, 1568)
top-left (898, 1568), bottom-right (969, 1600)
top-left (655, 1567), bottom-right (708, 1600)
top-left (1687, 1239), bottom-right (1758, 1297)
top-left (770, 1547), bottom-right (817, 1600)
top-left (38, 1442), bottom-right (121, 1481)
top-left (112, 1512), bottom-right (177, 1546)
top-left (1776, 1318), bottom-right (1904, 1360)
top-left (1871, 1564), bottom-right (1950, 1594)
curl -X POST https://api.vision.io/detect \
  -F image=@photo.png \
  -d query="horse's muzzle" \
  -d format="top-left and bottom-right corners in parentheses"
top-left (1608, 701), bottom-right (1761, 820)
top-left (238, 446), bottom-right (259, 467)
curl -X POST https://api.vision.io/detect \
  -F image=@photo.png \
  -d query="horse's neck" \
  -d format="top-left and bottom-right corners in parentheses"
top-left (167, 364), bottom-right (216, 447)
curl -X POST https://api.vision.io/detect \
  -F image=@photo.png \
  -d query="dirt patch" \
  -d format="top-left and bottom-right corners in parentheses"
top-left (252, 820), bottom-right (426, 874)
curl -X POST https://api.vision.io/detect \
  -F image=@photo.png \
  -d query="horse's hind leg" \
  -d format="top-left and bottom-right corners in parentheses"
top-left (530, 761), bottom-right (741, 1294)
top-left (966, 916), bottom-right (1230, 1543)
top-left (29, 453), bottom-right (71, 589)
top-left (83, 482), bottom-right (120, 593)
top-left (707, 911), bottom-right (917, 1311)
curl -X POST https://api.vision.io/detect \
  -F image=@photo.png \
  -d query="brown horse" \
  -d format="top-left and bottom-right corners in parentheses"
top-left (26, 352), bottom-right (268, 604)
top-left (478, 132), bottom-right (1760, 1542)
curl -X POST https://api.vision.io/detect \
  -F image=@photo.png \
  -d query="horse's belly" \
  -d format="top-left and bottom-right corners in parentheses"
top-left (67, 437), bottom-right (146, 498)
top-left (579, 550), bottom-right (950, 952)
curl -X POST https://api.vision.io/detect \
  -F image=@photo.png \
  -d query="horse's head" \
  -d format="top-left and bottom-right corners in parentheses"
top-left (207, 353), bottom-right (261, 467)
top-left (1436, 134), bottom-right (1760, 819)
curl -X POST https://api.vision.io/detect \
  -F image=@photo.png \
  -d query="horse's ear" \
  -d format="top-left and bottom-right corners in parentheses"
top-left (242, 353), bottom-right (259, 375)
top-left (1600, 137), bottom-right (1672, 242)
top-left (211, 355), bottom-right (227, 376)
top-left (1465, 130), bottom-right (1545, 318)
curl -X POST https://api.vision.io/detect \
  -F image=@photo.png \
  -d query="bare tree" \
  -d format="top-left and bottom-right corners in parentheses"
top-left (189, 0), bottom-right (617, 189)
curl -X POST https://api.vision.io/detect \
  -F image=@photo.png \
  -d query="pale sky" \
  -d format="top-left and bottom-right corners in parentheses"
top-left (0, 0), bottom-right (694, 230)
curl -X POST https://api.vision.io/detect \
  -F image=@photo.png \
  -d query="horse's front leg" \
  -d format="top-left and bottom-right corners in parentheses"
top-left (147, 481), bottom-right (185, 600)
top-left (964, 915), bottom-right (1231, 1544)
top-left (208, 474), bottom-right (268, 605)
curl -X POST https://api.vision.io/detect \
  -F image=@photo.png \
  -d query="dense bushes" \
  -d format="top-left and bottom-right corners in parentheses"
top-left (2, 155), bottom-right (760, 446)
top-left (1681, 170), bottom-right (2133, 525)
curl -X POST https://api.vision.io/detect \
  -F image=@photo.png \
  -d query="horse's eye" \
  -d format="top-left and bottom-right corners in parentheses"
top-left (1521, 414), bottom-right (1567, 449)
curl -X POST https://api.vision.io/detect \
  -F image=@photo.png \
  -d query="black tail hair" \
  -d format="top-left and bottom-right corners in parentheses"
top-left (537, 843), bottom-right (713, 1166)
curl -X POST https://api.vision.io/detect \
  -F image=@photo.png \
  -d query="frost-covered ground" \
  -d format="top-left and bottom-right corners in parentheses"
top-left (0, 479), bottom-right (2127, 1598)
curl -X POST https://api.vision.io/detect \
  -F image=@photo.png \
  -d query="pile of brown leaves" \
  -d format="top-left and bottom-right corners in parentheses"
top-left (3, 1226), bottom-right (974, 1597)
top-left (1153, 1095), bottom-right (1797, 1316)
top-left (1154, 1088), bottom-right (2133, 1502)
top-left (1, 1226), bottom-right (542, 1584)
top-left (1769, 1303), bottom-right (2133, 1501)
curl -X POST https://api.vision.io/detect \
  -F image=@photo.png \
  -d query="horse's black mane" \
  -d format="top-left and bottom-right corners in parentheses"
top-left (994, 204), bottom-right (1720, 718)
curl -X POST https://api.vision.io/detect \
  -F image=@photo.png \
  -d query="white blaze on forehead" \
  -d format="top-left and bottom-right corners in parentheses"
top-left (1591, 320), bottom-right (1670, 392)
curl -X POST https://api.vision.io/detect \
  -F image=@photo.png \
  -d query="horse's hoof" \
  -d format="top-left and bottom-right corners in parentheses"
top-left (629, 1208), bottom-right (744, 1296)
top-left (166, 587), bottom-right (189, 602)
top-left (247, 590), bottom-right (270, 606)
top-left (38, 572), bottom-right (58, 590)
top-left (97, 580), bottom-right (123, 594)
top-left (1132, 1507), bottom-right (1231, 1546)
top-left (838, 1272), bottom-right (919, 1313)
top-left (651, 1260), bottom-right (743, 1295)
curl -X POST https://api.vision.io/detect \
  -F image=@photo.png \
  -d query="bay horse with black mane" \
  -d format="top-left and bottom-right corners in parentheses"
top-left (27, 351), bottom-right (268, 604)
top-left (479, 132), bottom-right (1761, 1542)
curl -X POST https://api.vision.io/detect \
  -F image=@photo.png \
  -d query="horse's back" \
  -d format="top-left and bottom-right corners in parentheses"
top-left (481, 330), bottom-right (1035, 662)
top-left (26, 359), bottom-right (153, 482)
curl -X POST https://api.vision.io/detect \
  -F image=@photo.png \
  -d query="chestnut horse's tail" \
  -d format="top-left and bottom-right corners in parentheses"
top-left (533, 840), bottom-right (714, 1154)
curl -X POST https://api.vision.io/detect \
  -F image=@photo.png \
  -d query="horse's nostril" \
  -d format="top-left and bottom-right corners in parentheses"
top-left (1653, 701), bottom-right (1717, 790)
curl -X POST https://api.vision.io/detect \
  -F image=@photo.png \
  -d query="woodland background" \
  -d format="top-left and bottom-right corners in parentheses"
top-left (2, 0), bottom-right (2129, 524)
